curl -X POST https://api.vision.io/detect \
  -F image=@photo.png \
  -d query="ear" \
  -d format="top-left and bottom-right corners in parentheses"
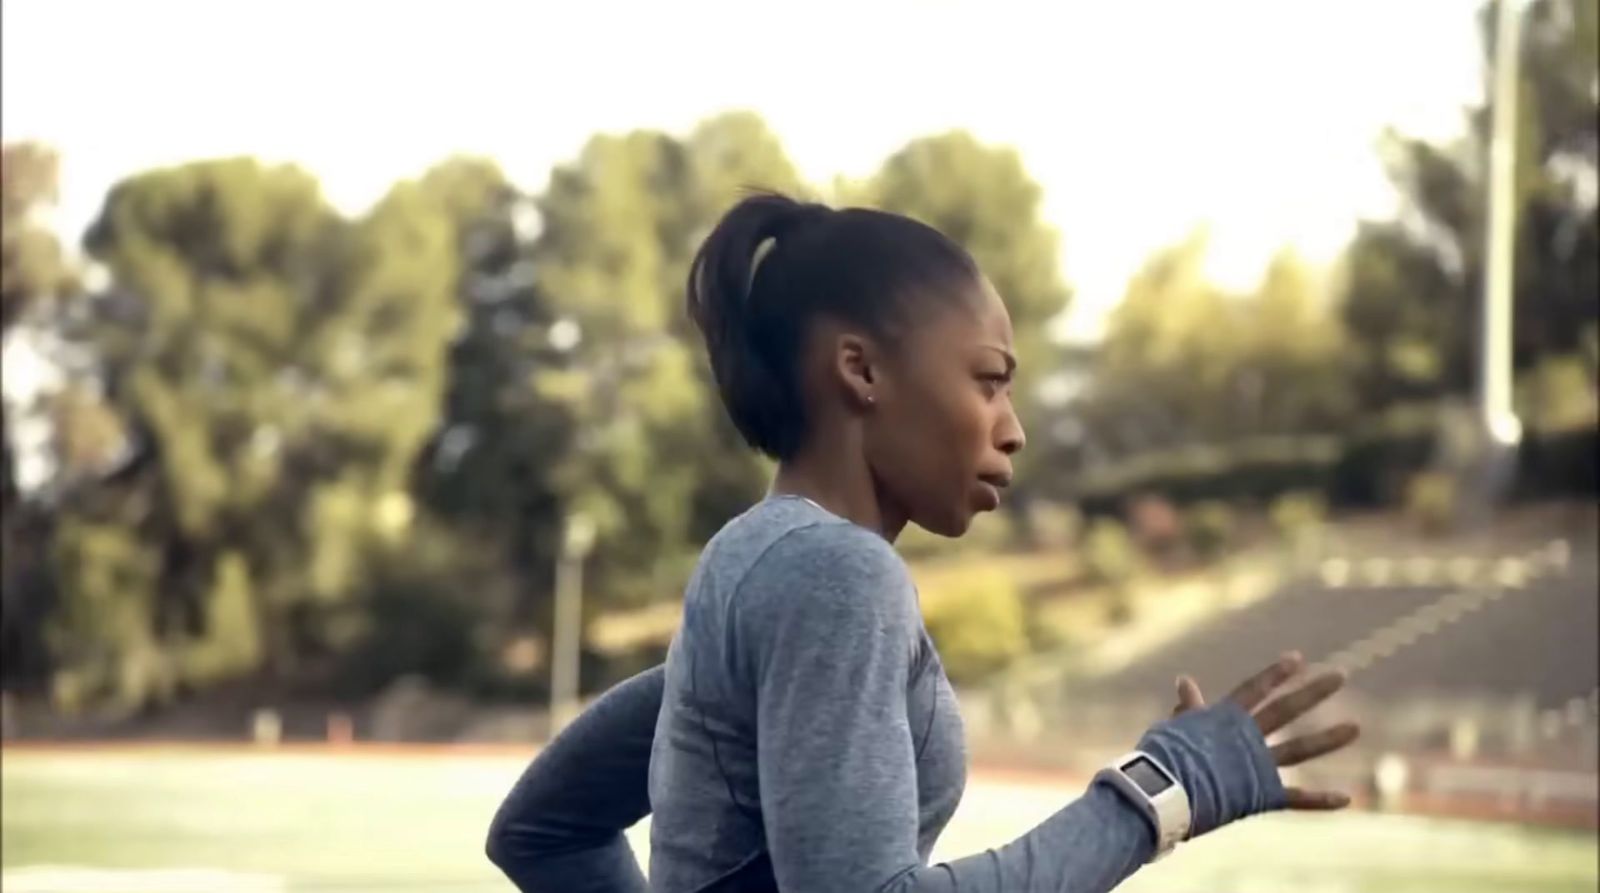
top-left (830, 331), bottom-right (879, 410)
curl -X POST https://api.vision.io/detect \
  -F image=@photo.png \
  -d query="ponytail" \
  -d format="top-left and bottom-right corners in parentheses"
top-left (686, 191), bottom-right (980, 461)
top-left (686, 192), bottom-right (831, 459)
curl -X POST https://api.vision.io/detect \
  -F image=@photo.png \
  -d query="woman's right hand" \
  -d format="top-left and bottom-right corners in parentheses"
top-left (1133, 651), bottom-right (1361, 840)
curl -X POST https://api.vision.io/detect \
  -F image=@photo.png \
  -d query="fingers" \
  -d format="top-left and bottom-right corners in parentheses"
top-left (1226, 651), bottom-right (1304, 712)
top-left (1270, 721), bottom-right (1362, 767)
top-left (1254, 668), bottom-right (1347, 736)
top-left (1171, 675), bottom-right (1206, 717)
top-left (1284, 787), bottom-right (1352, 810)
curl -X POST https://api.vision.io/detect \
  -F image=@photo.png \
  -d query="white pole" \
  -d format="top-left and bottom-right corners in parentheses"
top-left (550, 513), bottom-right (595, 735)
top-left (1480, 0), bottom-right (1525, 448)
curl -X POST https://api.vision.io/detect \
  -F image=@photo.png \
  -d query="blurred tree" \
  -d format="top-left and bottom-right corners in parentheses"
top-left (2, 144), bottom-right (78, 330)
top-left (527, 130), bottom-right (702, 604)
top-left (410, 156), bottom-right (566, 639)
top-left (1341, 0), bottom-right (1598, 411)
top-left (1087, 232), bottom-right (1233, 452)
top-left (1, 143), bottom-right (81, 686)
top-left (529, 114), bottom-right (802, 604)
top-left (1083, 233), bottom-right (1352, 454)
top-left (864, 132), bottom-right (1072, 506)
top-left (1244, 251), bottom-right (1356, 431)
top-left (415, 114), bottom-right (805, 678)
top-left (51, 158), bottom-right (461, 708)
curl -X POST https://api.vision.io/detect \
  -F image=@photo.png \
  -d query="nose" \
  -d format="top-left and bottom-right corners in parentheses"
top-left (996, 405), bottom-right (1025, 456)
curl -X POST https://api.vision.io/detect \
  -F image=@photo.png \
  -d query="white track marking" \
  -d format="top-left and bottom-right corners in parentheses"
top-left (1322, 583), bottom-right (1523, 674)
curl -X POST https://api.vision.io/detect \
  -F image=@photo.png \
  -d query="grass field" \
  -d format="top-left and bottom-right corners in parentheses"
top-left (2, 747), bottom-right (1596, 893)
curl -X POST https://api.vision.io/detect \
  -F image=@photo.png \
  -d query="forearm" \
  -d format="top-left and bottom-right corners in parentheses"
top-left (487, 666), bottom-right (663, 893)
top-left (920, 782), bottom-right (1153, 892)
top-left (487, 829), bottom-right (647, 893)
top-left (483, 832), bottom-right (646, 893)
top-left (887, 702), bottom-right (1282, 892)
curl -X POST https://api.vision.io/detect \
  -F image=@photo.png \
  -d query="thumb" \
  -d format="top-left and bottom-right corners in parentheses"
top-left (1172, 675), bottom-right (1206, 716)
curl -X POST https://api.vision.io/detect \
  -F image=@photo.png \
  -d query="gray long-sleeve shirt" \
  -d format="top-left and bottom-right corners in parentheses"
top-left (489, 495), bottom-right (1286, 892)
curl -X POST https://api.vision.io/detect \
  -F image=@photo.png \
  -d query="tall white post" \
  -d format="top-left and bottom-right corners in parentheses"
top-left (1480, 0), bottom-right (1525, 449)
top-left (550, 512), bottom-right (595, 735)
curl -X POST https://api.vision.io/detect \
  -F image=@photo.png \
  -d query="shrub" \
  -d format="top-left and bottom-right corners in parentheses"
top-left (1023, 501), bottom-right (1082, 551)
top-left (1270, 490), bottom-right (1328, 555)
top-left (920, 568), bottom-right (1028, 684)
top-left (1185, 501), bottom-right (1237, 561)
top-left (1082, 519), bottom-right (1142, 588)
top-left (1403, 471), bottom-right (1457, 536)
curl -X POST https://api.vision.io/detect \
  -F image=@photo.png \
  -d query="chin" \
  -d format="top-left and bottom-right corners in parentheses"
top-left (919, 509), bottom-right (975, 539)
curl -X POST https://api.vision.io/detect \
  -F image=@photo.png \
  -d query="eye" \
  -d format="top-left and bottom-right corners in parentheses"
top-left (977, 371), bottom-right (1012, 398)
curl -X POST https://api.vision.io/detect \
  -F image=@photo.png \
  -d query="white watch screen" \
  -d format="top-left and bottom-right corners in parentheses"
top-left (1123, 756), bottom-right (1173, 796)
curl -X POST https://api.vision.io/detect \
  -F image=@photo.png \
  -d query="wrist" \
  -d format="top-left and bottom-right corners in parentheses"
top-left (1094, 750), bottom-right (1192, 861)
top-left (1137, 701), bottom-right (1286, 836)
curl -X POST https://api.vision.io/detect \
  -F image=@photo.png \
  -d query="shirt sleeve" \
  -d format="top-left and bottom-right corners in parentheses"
top-left (486, 664), bottom-right (663, 893)
top-left (741, 521), bottom-right (1284, 892)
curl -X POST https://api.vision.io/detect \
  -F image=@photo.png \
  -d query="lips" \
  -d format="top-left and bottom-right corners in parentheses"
top-left (976, 473), bottom-right (1011, 510)
top-left (978, 472), bottom-right (1013, 491)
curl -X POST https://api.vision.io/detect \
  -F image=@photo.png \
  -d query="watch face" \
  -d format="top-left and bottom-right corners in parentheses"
top-left (1123, 756), bottom-right (1173, 796)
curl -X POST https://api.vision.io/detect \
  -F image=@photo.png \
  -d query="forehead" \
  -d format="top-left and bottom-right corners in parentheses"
top-left (914, 275), bottom-right (1013, 348)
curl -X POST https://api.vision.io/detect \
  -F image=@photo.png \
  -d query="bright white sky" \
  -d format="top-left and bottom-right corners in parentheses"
top-left (2, 0), bottom-right (1484, 341)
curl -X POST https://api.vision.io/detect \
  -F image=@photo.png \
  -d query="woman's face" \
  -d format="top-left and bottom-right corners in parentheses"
top-left (865, 279), bottom-right (1026, 537)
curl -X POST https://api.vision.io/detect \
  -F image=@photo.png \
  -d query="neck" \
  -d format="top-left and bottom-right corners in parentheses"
top-left (770, 433), bottom-right (908, 542)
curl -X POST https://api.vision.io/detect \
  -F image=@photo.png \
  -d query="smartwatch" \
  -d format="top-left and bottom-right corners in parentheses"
top-left (1095, 750), bottom-right (1192, 861)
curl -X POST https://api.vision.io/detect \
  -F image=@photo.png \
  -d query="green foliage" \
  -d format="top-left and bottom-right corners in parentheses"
top-left (2, 142), bottom-right (81, 687)
top-left (330, 518), bottom-right (515, 697)
top-left (919, 568), bottom-right (1028, 684)
top-left (418, 114), bottom-right (806, 617)
top-left (179, 551), bottom-right (262, 687)
top-left (1404, 471), bottom-right (1459, 536)
top-left (2, 143), bottom-right (79, 330)
top-left (1270, 491), bottom-right (1328, 544)
top-left (47, 157), bottom-right (462, 707)
top-left (1022, 501), bottom-right (1082, 551)
top-left (1085, 235), bottom-right (1353, 456)
top-left (46, 518), bottom-right (166, 711)
top-left (1515, 352), bottom-right (1599, 432)
top-left (1082, 519), bottom-right (1142, 589)
top-left (1184, 501), bottom-right (1237, 561)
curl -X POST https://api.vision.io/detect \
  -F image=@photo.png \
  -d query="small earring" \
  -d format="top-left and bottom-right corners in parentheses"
top-left (866, 394), bottom-right (876, 405)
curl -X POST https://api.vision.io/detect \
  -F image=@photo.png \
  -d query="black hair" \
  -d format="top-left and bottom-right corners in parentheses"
top-left (686, 191), bottom-right (982, 461)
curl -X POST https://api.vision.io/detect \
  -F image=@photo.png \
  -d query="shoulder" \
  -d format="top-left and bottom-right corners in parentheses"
top-left (755, 519), bottom-right (908, 595)
top-left (735, 519), bottom-right (917, 635)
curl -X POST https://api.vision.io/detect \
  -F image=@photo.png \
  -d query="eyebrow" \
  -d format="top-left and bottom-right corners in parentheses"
top-left (982, 345), bottom-right (1017, 374)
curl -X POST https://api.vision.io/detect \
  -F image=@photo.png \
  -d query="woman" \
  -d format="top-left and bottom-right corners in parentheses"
top-left (487, 194), bottom-right (1360, 892)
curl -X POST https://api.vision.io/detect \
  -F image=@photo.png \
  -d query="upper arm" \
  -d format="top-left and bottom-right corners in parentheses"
top-left (742, 524), bottom-right (927, 892)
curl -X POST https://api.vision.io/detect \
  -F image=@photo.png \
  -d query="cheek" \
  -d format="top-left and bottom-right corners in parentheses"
top-left (892, 390), bottom-right (988, 477)
top-left (936, 390), bottom-right (994, 453)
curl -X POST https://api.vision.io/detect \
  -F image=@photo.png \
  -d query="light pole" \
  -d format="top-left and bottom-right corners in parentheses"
top-left (1462, 0), bottom-right (1528, 521)
top-left (549, 511), bottom-right (595, 735)
top-left (1479, 0), bottom-right (1525, 451)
